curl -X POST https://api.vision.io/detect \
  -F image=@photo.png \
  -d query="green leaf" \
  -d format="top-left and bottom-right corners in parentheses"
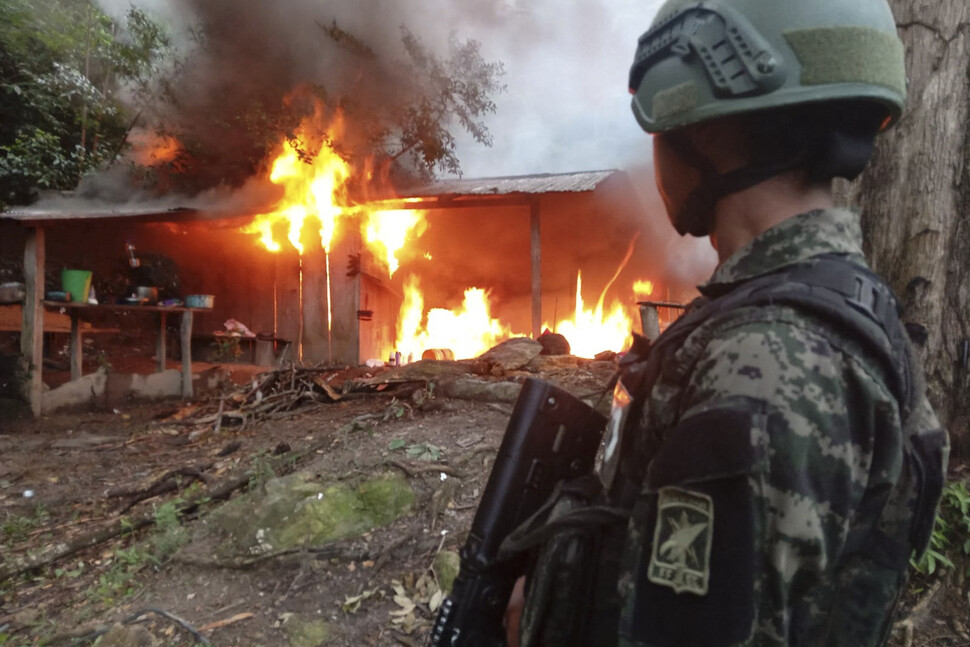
top-left (389, 438), bottom-right (406, 451)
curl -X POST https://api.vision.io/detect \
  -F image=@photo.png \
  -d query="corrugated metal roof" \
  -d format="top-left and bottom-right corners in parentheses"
top-left (397, 169), bottom-right (620, 198)
top-left (1, 204), bottom-right (199, 225)
top-left (1, 170), bottom-right (623, 224)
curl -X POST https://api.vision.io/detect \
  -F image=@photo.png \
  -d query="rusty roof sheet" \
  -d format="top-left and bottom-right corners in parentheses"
top-left (1, 204), bottom-right (200, 226)
top-left (1, 170), bottom-right (624, 224)
top-left (398, 169), bottom-right (620, 198)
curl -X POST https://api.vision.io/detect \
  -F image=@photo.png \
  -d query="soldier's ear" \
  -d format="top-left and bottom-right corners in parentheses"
top-left (687, 117), bottom-right (751, 174)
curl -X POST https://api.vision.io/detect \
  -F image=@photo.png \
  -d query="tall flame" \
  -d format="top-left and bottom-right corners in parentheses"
top-left (241, 114), bottom-right (351, 255)
top-left (547, 271), bottom-right (633, 358)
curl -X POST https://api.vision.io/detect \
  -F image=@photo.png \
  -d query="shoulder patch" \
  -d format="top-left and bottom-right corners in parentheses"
top-left (648, 486), bottom-right (713, 595)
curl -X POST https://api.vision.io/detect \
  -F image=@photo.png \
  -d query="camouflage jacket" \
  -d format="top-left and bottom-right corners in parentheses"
top-left (615, 208), bottom-right (947, 646)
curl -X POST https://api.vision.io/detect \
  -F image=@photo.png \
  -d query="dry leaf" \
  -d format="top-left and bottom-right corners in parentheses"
top-left (342, 587), bottom-right (380, 613)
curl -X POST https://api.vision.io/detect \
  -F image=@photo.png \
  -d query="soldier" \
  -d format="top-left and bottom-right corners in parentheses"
top-left (507, 0), bottom-right (948, 645)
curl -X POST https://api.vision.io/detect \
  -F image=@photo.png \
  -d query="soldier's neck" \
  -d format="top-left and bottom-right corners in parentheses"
top-left (709, 174), bottom-right (834, 264)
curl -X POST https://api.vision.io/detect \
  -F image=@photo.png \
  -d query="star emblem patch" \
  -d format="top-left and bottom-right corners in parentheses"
top-left (648, 486), bottom-right (713, 595)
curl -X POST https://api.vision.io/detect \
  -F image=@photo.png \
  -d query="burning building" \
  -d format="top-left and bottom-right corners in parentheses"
top-left (0, 106), bottom-right (695, 416)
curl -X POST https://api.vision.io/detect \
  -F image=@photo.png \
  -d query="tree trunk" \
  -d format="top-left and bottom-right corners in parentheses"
top-left (841, 1), bottom-right (970, 454)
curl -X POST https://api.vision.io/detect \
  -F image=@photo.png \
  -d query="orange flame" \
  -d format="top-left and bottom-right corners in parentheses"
top-left (633, 280), bottom-right (654, 300)
top-left (128, 129), bottom-right (181, 166)
top-left (364, 210), bottom-right (427, 277)
top-left (395, 275), bottom-right (520, 361)
top-left (547, 271), bottom-right (633, 358)
top-left (241, 112), bottom-right (351, 255)
top-left (389, 270), bottom-right (653, 361)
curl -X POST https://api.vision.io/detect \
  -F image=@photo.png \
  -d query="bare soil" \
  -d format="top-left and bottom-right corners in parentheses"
top-left (0, 365), bottom-right (967, 647)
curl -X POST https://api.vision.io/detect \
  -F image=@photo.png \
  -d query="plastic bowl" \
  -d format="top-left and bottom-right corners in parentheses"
top-left (185, 294), bottom-right (215, 309)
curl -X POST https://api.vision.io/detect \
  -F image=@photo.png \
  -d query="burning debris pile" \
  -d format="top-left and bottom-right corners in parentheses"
top-left (165, 337), bottom-right (619, 432)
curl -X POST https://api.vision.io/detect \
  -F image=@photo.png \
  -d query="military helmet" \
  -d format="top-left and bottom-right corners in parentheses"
top-left (629, 0), bottom-right (907, 134)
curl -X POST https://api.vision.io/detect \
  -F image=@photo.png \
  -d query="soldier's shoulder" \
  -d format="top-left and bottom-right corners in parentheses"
top-left (679, 302), bottom-right (895, 409)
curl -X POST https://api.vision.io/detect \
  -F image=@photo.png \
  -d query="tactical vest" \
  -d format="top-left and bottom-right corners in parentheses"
top-left (514, 253), bottom-right (947, 647)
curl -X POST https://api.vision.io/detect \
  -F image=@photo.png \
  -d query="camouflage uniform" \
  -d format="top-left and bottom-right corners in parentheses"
top-left (615, 207), bottom-right (946, 646)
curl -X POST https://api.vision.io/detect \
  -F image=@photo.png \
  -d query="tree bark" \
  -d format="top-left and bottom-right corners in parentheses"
top-left (841, 0), bottom-right (970, 454)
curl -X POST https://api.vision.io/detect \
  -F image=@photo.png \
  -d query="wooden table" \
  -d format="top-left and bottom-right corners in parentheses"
top-left (43, 302), bottom-right (210, 398)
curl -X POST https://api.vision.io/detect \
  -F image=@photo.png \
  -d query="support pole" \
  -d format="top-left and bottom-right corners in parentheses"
top-left (530, 199), bottom-right (542, 339)
top-left (156, 311), bottom-right (168, 373)
top-left (21, 227), bottom-right (45, 416)
top-left (180, 310), bottom-right (193, 399)
top-left (70, 311), bottom-right (82, 380)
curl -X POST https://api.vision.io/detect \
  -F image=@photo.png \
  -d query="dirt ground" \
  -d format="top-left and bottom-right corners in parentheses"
top-left (1, 361), bottom-right (968, 646)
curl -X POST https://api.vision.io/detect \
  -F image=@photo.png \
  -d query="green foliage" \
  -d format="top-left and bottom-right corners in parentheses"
top-left (910, 480), bottom-right (970, 576)
top-left (389, 29), bottom-right (505, 179)
top-left (151, 499), bottom-right (187, 561)
top-left (89, 498), bottom-right (187, 607)
top-left (1, 504), bottom-right (50, 546)
top-left (404, 443), bottom-right (443, 462)
top-left (90, 544), bottom-right (150, 606)
top-left (389, 438), bottom-right (442, 460)
top-left (53, 561), bottom-right (84, 579)
top-left (248, 451), bottom-right (278, 491)
top-left (0, 0), bottom-right (173, 205)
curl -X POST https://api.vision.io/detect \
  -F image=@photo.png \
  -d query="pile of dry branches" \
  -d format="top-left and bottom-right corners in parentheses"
top-left (164, 365), bottom-right (389, 431)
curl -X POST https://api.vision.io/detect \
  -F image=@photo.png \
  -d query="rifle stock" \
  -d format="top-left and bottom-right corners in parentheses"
top-left (428, 378), bottom-right (607, 646)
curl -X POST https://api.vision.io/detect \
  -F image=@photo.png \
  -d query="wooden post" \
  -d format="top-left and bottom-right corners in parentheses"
top-left (530, 199), bottom-right (542, 339)
top-left (639, 305), bottom-right (662, 342)
top-left (275, 248), bottom-right (302, 361)
top-left (302, 227), bottom-right (329, 364)
top-left (180, 310), bottom-right (193, 398)
top-left (20, 227), bottom-right (45, 416)
top-left (329, 216), bottom-right (361, 366)
top-left (156, 311), bottom-right (168, 372)
top-left (70, 311), bottom-right (82, 380)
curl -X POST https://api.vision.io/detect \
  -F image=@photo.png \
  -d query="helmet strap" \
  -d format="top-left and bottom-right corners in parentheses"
top-left (664, 132), bottom-right (806, 237)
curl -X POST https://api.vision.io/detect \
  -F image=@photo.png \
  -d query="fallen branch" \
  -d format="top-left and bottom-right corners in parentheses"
top-left (118, 466), bottom-right (212, 513)
top-left (384, 459), bottom-right (466, 480)
top-left (453, 444), bottom-right (501, 469)
top-left (392, 633), bottom-right (422, 647)
top-left (197, 612), bottom-right (254, 633)
top-left (122, 607), bottom-right (212, 645)
top-left (0, 515), bottom-right (155, 582)
top-left (107, 465), bottom-right (212, 500)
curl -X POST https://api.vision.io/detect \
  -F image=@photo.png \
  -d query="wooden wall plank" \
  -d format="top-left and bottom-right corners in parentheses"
top-left (530, 199), bottom-right (542, 339)
top-left (20, 227), bottom-right (45, 416)
top-left (329, 216), bottom-right (361, 366)
top-left (275, 248), bottom-right (302, 359)
top-left (302, 240), bottom-right (329, 364)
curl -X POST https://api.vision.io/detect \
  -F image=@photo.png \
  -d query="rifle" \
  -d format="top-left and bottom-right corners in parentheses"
top-left (428, 377), bottom-right (607, 646)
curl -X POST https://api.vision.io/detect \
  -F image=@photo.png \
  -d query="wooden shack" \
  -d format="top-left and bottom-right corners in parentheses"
top-left (0, 169), bottom-right (654, 415)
